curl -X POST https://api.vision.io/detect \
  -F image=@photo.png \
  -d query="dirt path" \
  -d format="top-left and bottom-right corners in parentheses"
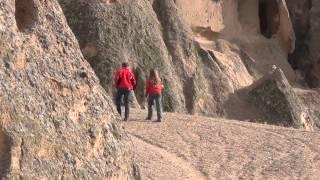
top-left (125, 109), bottom-right (320, 179)
top-left (130, 135), bottom-right (206, 180)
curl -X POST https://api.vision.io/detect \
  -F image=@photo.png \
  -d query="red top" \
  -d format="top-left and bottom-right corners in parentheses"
top-left (145, 79), bottom-right (164, 96)
top-left (114, 67), bottom-right (136, 90)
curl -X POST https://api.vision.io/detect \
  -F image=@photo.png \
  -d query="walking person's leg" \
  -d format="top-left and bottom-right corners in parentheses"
top-left (115, 89), bottom-right (123, 116)
top-left (155, 94), bottom-right (162, 122)
top-left (123, 89), bottom-right (131, 121)
top-left (146, 95), bottom-right (154, 120)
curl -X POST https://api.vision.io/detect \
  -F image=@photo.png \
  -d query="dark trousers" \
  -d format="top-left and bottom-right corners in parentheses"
top-left (115, 88), bottom-right (131, 119)
top-left (147, 94), bottom-right (162, 120)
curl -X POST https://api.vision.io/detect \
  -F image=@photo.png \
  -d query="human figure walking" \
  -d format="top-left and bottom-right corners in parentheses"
top-left (145, 69), bottom-right (164, 122)
top-left (114, 62), bottom-right (136, 121)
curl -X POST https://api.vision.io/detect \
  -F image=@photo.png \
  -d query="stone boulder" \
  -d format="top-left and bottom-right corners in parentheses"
top-left (295, 88), bottom-right (320, 129)
top-left (0, 0), bottom-right (136, 178)
top-left (248, 68), bottom-right (314, 130)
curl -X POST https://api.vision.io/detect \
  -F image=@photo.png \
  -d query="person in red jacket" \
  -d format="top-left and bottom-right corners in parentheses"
top-left (114, 62), bottom-right (137, 121)
top-left (145, 69), bottom-right (164, 122)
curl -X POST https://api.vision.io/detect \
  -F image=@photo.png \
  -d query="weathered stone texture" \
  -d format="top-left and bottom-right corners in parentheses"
top-left (0, 0), bottom-right (135, 178)
top-left (296, 88), bottom-right (320, 129)
top-left (287, 0), bottom-right (320, 87)
top-left (57, 0), bottom-right (241, 116)
top-left (249, 68), bottom-right (314, 130)
top-left (57, 0), bottom-right (318, 130)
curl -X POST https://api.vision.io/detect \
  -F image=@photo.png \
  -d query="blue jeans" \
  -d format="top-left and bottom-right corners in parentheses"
top-left (147, 94), bottom-right (162, 120)
top-left (115, 88), bottom-right (131, 119)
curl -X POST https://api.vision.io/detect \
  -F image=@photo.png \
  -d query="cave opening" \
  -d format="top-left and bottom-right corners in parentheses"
top-left (259, 0), bottom-right (280, 38)
top-left (15, 0), bottom-right (38, 32)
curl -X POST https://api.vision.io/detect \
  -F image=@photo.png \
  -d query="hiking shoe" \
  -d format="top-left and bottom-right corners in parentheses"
top-left (156, 119), bottom-right (161, 122)
top-left (146, 118), bottom-right (151, 121)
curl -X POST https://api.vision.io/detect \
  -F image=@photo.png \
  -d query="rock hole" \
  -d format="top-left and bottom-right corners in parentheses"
top-left (4, 62), bottom-right (10, 69)
top-left (259, 0), bottom-right (280, 38)
top-left (80, 72), bottom-right (88, 79)
top-left (15, 0), bottom-right (38, 32)
top-left (0, 129), bottom-right (11, 178)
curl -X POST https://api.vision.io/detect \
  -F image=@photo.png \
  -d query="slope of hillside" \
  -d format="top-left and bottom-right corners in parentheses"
top-left (126, 109), bottom-right (320, 179)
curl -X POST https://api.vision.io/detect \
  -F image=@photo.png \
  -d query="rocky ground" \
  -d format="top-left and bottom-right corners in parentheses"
top-left (126, 109), bottom-right (320, 179)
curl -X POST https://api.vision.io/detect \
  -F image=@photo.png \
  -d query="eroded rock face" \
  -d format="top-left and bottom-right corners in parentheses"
top-left (286, 0), bottom-right (320, 129)
top-left (287, 0), bottom-right (320, 87)
top-left (0, 0), bottom-right (135, 178)
top-left (58, 0), bottom-right (313, 130)
top-left (57, 0), bottom-right (185, 112)
top-left (249, 68), bottom-right (314, 130)
top-left (307, 0), bottom-right (320, 87)
top-left (57, 0), bottom-right (240, 116)
top-left (295, 88), bottom-right (320, 129)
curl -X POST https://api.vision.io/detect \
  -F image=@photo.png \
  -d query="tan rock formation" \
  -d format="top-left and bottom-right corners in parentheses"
top-left (58, 0), bottom-right (183, 112)
top-left (0, 0), bottom-right (136, 178)
top-left (58, 0), bottom-right (317, 130)
top-left (185, 0), bottom-right (296, 80)
top-left (58, 0), bottom-right (238, 116)
top-left (248, 68), bottom-right (314, 130)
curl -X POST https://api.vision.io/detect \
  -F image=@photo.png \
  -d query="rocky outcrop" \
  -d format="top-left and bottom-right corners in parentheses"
top-left (287, 0), bottom-right (320, 87)
top-left (58, 0), bottom-right (298, 117)
top-left (248, 68), bottom-right (314, 130)
top-left (57, 0), bottom-right (184, 112)
top-left (0, 0), bottom-right (135, 178)
top-left (286, 0), bottom-right (320, 128)
top-left (57, 0), bottom-right (241, 116)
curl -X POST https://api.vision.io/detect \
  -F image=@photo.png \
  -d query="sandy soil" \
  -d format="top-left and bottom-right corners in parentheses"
top-left (125, 109), bottom-right (320, 179)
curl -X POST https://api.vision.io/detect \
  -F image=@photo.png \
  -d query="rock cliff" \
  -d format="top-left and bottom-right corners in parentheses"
top-left (57, 0), bottom-right (319, 130)
top-left (287, 0), bottom-right (320, 87)
top-left (58, 0), bottom-right (300, 119)
top-left (0, 0), bottom-right (135, 178)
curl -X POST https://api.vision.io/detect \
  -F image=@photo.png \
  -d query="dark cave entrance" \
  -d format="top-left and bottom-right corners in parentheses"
top-left (15, 0), bottom-right (38, 32)
top-left (259, 0), bottom-right (280, 38)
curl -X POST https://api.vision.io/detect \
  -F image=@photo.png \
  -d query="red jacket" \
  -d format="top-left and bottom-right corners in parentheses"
top-left (145, 79), bottom-right (164, 96)
top-left (114, 67), bottom-right (136, 90)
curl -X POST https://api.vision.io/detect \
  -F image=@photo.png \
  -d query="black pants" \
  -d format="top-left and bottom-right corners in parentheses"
top-left (115, 88), bottom-right (131, 119)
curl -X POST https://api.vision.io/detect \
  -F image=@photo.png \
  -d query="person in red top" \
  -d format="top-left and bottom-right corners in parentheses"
top-left (114, 62), bottom-right (137, 121)
top-left (145, 69), bottom-right (164, 122)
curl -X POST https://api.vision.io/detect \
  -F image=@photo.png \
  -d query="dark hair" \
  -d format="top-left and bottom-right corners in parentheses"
top-left (149, 69), bottom-right (161, 84)
top-left (122, 62), bottom-right (129, 67)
